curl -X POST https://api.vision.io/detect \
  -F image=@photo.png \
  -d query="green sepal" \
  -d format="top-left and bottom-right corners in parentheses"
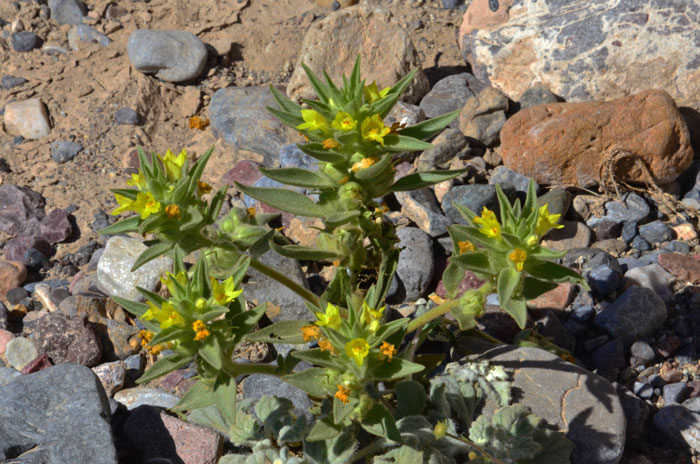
top-left (388, 169), bottom-right (466, 192)
top-left (131, 241), bottom-right (173, 272)
top-left (270, 241), bottom-right (342, 261)
top-left (136, 352), bottom-right (192, 384)
top-left (98, 216), bottom-right (140, 235)
top-left (353, 154), bottom-right (392, 180)
top-left (382, 134), bottom-right (434, 152)
top-left (361, 403), bottom-right (402, 443)
top-left (180, 208), bottom-right (204, 232)
top-left (283, 367), bottom-right (333, 398)
top-left (245, 320), bottom-right (311, 344)
top-left (235, 182), bottom-right (328, 217)
top-left (397, 110), bottom-right (460, 140)
top-left (260, 167), bottom-right (335, 189)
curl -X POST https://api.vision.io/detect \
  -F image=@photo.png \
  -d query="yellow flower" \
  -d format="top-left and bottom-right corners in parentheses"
top-left (111, 194), bottom-right (136, 216)
top-left (473, 207), bottom-right (501, 239)
top-left (434, 421), bottom-right (448, 440)
top-left (429, 293), bottom-right (446, 305)
top-left (160, 271), bottom-right (187, 297)
top-left (192, 320), bottom-right (210, 341)
top-left (361, 114), bottom-right (391, 145)
top-left (378, 341), bottom-right (396, 361)
top-left (331, 112), bottom-right (356, 131)
top-left (350, 157), bottom-right (378, 173)
top-left (458, 240), bottom-right (476, 254)
top-left (296, 109), bottom-right (329, 133)
top-left (345, 338), bottom-right (370, 367)
top-left (211, 276), bottom-right (243, 305)
top-left (247, 207), bottom-right (256, 217)
top-left (129, 191), bottom-right (161, 219)
top-left (319, 338), bottom-right (335, 353)
top-left (139, 330), bottom-right (153, 346)
top-left (142, 301), bottom-right (185, 330)
top-left (374, 203), bottom-right (389, 214)
top-left (335, 384), bottom-right (351, 404)
top-left (159, 149), bottom-right (187, 182)
top-left (301, 324), bottom-right (321, 342)
top-left (315, 303), bottom-right (342, 330)
top-left (536, 204), bottom-right (564, 237)
top-left (508, 248), bottom-right (527, 272)
top-left (360, 302), bottom-right (385, 334)
top-left (197, 180), bottom-right (212, 195)
top-left (363, 82), bottom-right (391, 103)
top-left (195, 298), bottom-right (208, 312)
top-left (165, 204), bottom-right (180, 219)
top-left (322, 138), bottom-right (340, 150)
top-left (126, 172), bottom-right (147, 190)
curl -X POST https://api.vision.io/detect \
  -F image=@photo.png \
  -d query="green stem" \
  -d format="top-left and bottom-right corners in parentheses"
top-left (447, 433), bottom-right (508, 464)
top-left (224, 361), bottom-right (277, 376)
top-left (405, 281), bottom-right (494, 335)
top-left (349, 437), bottom-right (386, 463)
top-left (249, 257), bottom-right (320, 307)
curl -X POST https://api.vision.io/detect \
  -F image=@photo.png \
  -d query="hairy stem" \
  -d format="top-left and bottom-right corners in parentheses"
top-left (349, 437), bottom-right (386, 463)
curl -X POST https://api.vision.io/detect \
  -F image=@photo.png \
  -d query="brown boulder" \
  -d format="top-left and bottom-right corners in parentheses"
top-left (500, 90), bottom-right (693, 187)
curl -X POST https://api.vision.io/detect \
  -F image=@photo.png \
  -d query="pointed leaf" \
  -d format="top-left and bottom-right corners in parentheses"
top-left (388, 169), bottom-right (466, 192)
top-left (290, 348), bottom-right (337, 369)
top-left (301, 63), bottom-right (332, 103)
top-left (382, 134), bottom-right (434, 152)
top-left (199, 335), bottom-right (224, 370)
top-left (497, 267), bottom-right (521, 307)
top-left (522, 277), bottom-right (559, 300)
top-left (398, 110), bottom-right (460, 140)
top-left (450, 252), bottom-right (492, 275)
top-left (215, 375), bottom-right (238, 425)
top-left (172, 379), bottom-right (216, 412)
top-left (98, 216), bottom-right (140, 235)
top-left (296, 143), bottom-right (347, 163)
top-left (131, 241), bottom-right (173, 271)
top-left (325, 210), bottom-right (360, 229)
top-left (395, 381), bottom-right (426, 419)
top-left (111, 296), bottom-right (149, 318)
top-left (270, 241), bottom-right (342, 261)
top-left (246, 320), bottom-right (310, 344)
top-left (137, 353), bottom-right (192, 384)
top-left (361, 403), bottom-right (402, 443)
top-left (283, 368), bottom-right (333, 398)
top-left (235, 182), bottom-right (328, 217)
top-left (267, 106), bottom-right (305, 128)
top-left (269, 84), bottom-right (302, 114)
top-left (305, 417), bottom-right (342, 442)
top-left (525, 260), bottom-right (587, 285)
top-left (260, 167), bottom-right (335, 189)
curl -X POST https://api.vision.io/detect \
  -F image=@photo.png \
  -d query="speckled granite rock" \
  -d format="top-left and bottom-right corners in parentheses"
top-left (459, 0), bottom-right (700, 109)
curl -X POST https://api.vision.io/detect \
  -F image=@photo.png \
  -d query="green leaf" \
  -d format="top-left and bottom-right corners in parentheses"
top-left (199, 335), bottom-right (224, 370)
top-left (150, 328), bottom-right (190, 346)
top-left (136, 353), bottom-right (192, 384)
top-left (361, 403), bottom-right (402, 443)
top-left (246, 320), bottom-right (311, 344)
top-left (269, 84), bottom-right (301, 115)
top-left (269, 241), bottom-right (342, 261)
top-left (301, 98), bottom-right (333, 120)
top-left (235, 182), bottom-right (328, 217)
top-left (301, 62), bottom-right (332, 103)
top-left (305, 418), bottom-right (343, 442)
top-left (110, 188), bottom-right (139, 200)
top-left (267, 105), bottom-right (305, 128)
top-left (214, 375), bottom-right (237, 425)
top-left (111, 295), bottom-right (149, 318)
top-left (442, 262), bottom-right (464, 299)
top-left (229, 303), bottom-right (267, 345)
top-left (333, 396), bottom-right (356, 425)
top-left (291, 349), bottom-right (337, 369)
top-left (324, 210), bottom-right (360, 229)
top-left (131, 241), bottom-right (173, 272)
top-left (382, 134), bottom-right (434, 152)
top-left (497, 267), bottom-right (521, 307)
top-left (503, 297), bottom-right (528, 329)
top-left (353, 154), bottom-right (392, 180)
top-left (387, 67), bottom-right (417, 100)
top-left (180, 207), bottom-right (204, 232)
top-left (398, 110), bottom-right (460, 140)
top-left (98, 216), bottom-right (140, 235)
top-left (199, 307), bottom-right (230, 322)
top-left (387, 169), bottom-right (466, 192)
top-left (296, 143), bottom-right (347, 163)
top-left (283, 368), bottom-right (333, 398)
top-left (495, 184), bottom-right (515, 227)
top-left (172, 379), bottom-right (216, 412)
top-left (395, 381), bottom-right (426, 419)
top-left (528, 246), bottom-right (567, 260)
top-left (304, 431), bottom-right (356, 464)
top-left (260, 167), bottom-right (335, 189)
top-left (450, 252), bottom-right (492, 276)
top-left (368, 357), bottom-right (424, 381)
top-left (522, 277), bottom-right (559, 300)
top-left (525, 260), bottom-right (587, 285)
top-left (529, 428), bottom-right (576, 464)
top-left (371, 92), bottom-right (400, 119)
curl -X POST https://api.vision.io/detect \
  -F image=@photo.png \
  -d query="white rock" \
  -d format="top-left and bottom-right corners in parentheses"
top-left (624, 263), bottom-right (675, 299)
top-left (3, 99), bottom-right (51, 139)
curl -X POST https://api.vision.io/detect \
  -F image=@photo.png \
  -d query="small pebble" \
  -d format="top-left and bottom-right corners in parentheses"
top-left (115, 107), bottom-right (141, 125)
top-left (1, 75), bottom-right (27, 89)
top-left (638, 220), bottom-right (674, 244)
top-left (663, 382), bottom-right (689, 405)
top-left (11, 31), bottom-right (41, 52)
top-left (631, 235), bottom-right (651, 252)
top-left (51, 140), bottom-right (82, 164)
top-left (5, 337), bottom-right (39, 370)
top-left (621, 221), bottom-right (637, 243)
top-left (588, 265), bottom-right (619, 296)
top-left (633, 381), bottom-right (653, 399)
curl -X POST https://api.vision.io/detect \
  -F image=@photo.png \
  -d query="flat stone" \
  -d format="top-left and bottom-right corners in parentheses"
top-left (3, 99), bottom-right (51, 139)
top-left (5, 336), bottom-right (38, 370)
top-left (127, 30), bottom-right (206, 82)
top-left (464, 345), bottom-right (626, 464)
top-left (11, 31), bottom-right (41, 52)
top-left (396, 227), bottom-right (435, 302)
top-left (243, 374), bottom-right (313, 416)
top-left (419, 72), bottom-right (489, 126)
top-left (395, 188), bottom-right (452, 237)
top-left (459, 0), bottom-right (700, 111)
top-left (39, 208), bottom-right (73, 244)
top-left (624, 263), bottom-right (674, 299)
top-left (638, 220), bottom-right (674, 244)
top-left (588, 192), bottom-right (651, 228)
top-left (287, 4), bottom-right (429, 104)
top-left (51, 140), bottom-right (82, 163)
top-left (209, 86), bottom-right (300, 165)
top-left (1, 75), bottom-right (27, 90)
top-left (96, 236), bottom-right (172, 302)
top-left (658, 252), bottom-right (700, 284)
top-left (542, 220), bottom-right (592, 251)
top-left (527, 282), bottom-right (574, 312)
top-left (49, 0), bottom-right (86, 25)
top-left (29, 313), bottom-right (102, 367)
top-left (594, 286), bottom-right (667, 347)
top-left (123, 406), bottom-right (223, 464)
top-left (113, 387), bottom-right (180, 410)
top-left (500, 90), bottom-right (693, 187)
top-left (0, 364), bottom-right (116, 463)
top-left (441, 183), bottom-right (509, 225)
top-left (115, 107), bottom-right (141, 125)
top-left (653, 405), bottom-right (700, 452)
top-left (458, 78), bottom-right (508, 146)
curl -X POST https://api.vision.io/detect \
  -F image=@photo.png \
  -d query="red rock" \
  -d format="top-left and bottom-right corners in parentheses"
top-left (500, 90), bottom-right (693, 187)
top-left (220, 160), bottom-right (261, 187)
top-left (3, 235), bottom-right (52, 262)
top-left (655, 334), bottom-right (681, 358)
top-left (0, 260), bottom-right (27, 299)
top-left (658, 252), bottom-right (700, 283)
top-left (527, 282), bottom-right (574, 312)
top-left (435, 270), bottom-right (485, 299)
top-left (0, 329), bottom-right (14, 355)
top-left (20, 354), bottom-right (53, 374)
top-left (29, 313), bottom-right (102, 367)
top-left (39, 209), bottom-right (73, 244)
top-left (687, 380), bottom-right (700, 399)
top-left (660, 362), bottom-right (683, 383)
top-left (672, 223), bottom-right (697, 241)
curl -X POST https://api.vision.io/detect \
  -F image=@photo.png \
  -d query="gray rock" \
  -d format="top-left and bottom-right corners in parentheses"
top-left (620, 221), bottom-right (637, 243)
top-left (684, 397), bottom-right (700, 414)
top-left (5, 336), bottom-right (38, 370)
top-left (419, 73), bottom-right (480, 124)
top-left (587, 192), bottom-right (650, 227)
top-left (591, 340), bottom-right (626, 380)
top-left (11, 32), bottom-right (41, 52)
top-left (633, 381), bottom-right (653, 400)
top-left (594, 286), bottom-right (667, 347)
top-left (629, 340), bottom-right (655, 367)
top-left (663, 382), bottom-right (689, 405)
top-left (396, 227), bottom-right (435, 302)
top-left (96, 236), bottom-right (172, 302)
top-left (569, 304), bottom-right (594, 324)
top-left (115, 107), bottom-right (141, 125)
top-left (490, 165), bottom-right (539, 197)
top-left (278, 144), bottom-right (315, 170)
top-left (51, 140), bottom-right (82, 164)
top-left (385, 101), bottom-right (425, 128)
top-left (468, 345), bottom-right (626, 464)
top-left (631, 235), bottom-right (651, 252)
top-left (243, 250), bottom-right (312, 322)
top-left (416, 128), bottom-right (469, 171)
top-left (460, 0), bottom-right (700, 111)
top-left (92, 361), bottom-right (126, 397)
top-left (1, 75), bottom-right (27, 90)
top-left (0, 367), bottom-right (20, 387)
top-left (127, 30), bottom-right (207, 83)
top-left (588, 265), bottom-right (620, 296)
top-left (68, 25), bottom-right (112, 51)
top-left (395, 188), bottom-right (452, 237)
top-left (614, 383), bottom-right (650, 440)
top-left (624, 263), bottom-right (674, 299)
top-left (49, 0), bottom-right (86, 25)
top-left (113, 387), bottom-right (179, 410)
top-left (243, 374), bottom-right (312, 416)
top-left (517, 82), bottom-right (560, 109)
top-left (653, 405), bottom-right (700, 452)
top-left (542, 220), bottom-right (592, 251)
top-left (0, 364), bottom-right (117, 463)
top-left (458, 80), bottom-right (509, 146)
top-left (441, 183), bottom-right (512, 225)
top-left (638, 220), bottom-right (674, 244)
top-left (209, 86), bottom-right (299, 165)
top-left (29, 313), bottom-right (102, 367)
